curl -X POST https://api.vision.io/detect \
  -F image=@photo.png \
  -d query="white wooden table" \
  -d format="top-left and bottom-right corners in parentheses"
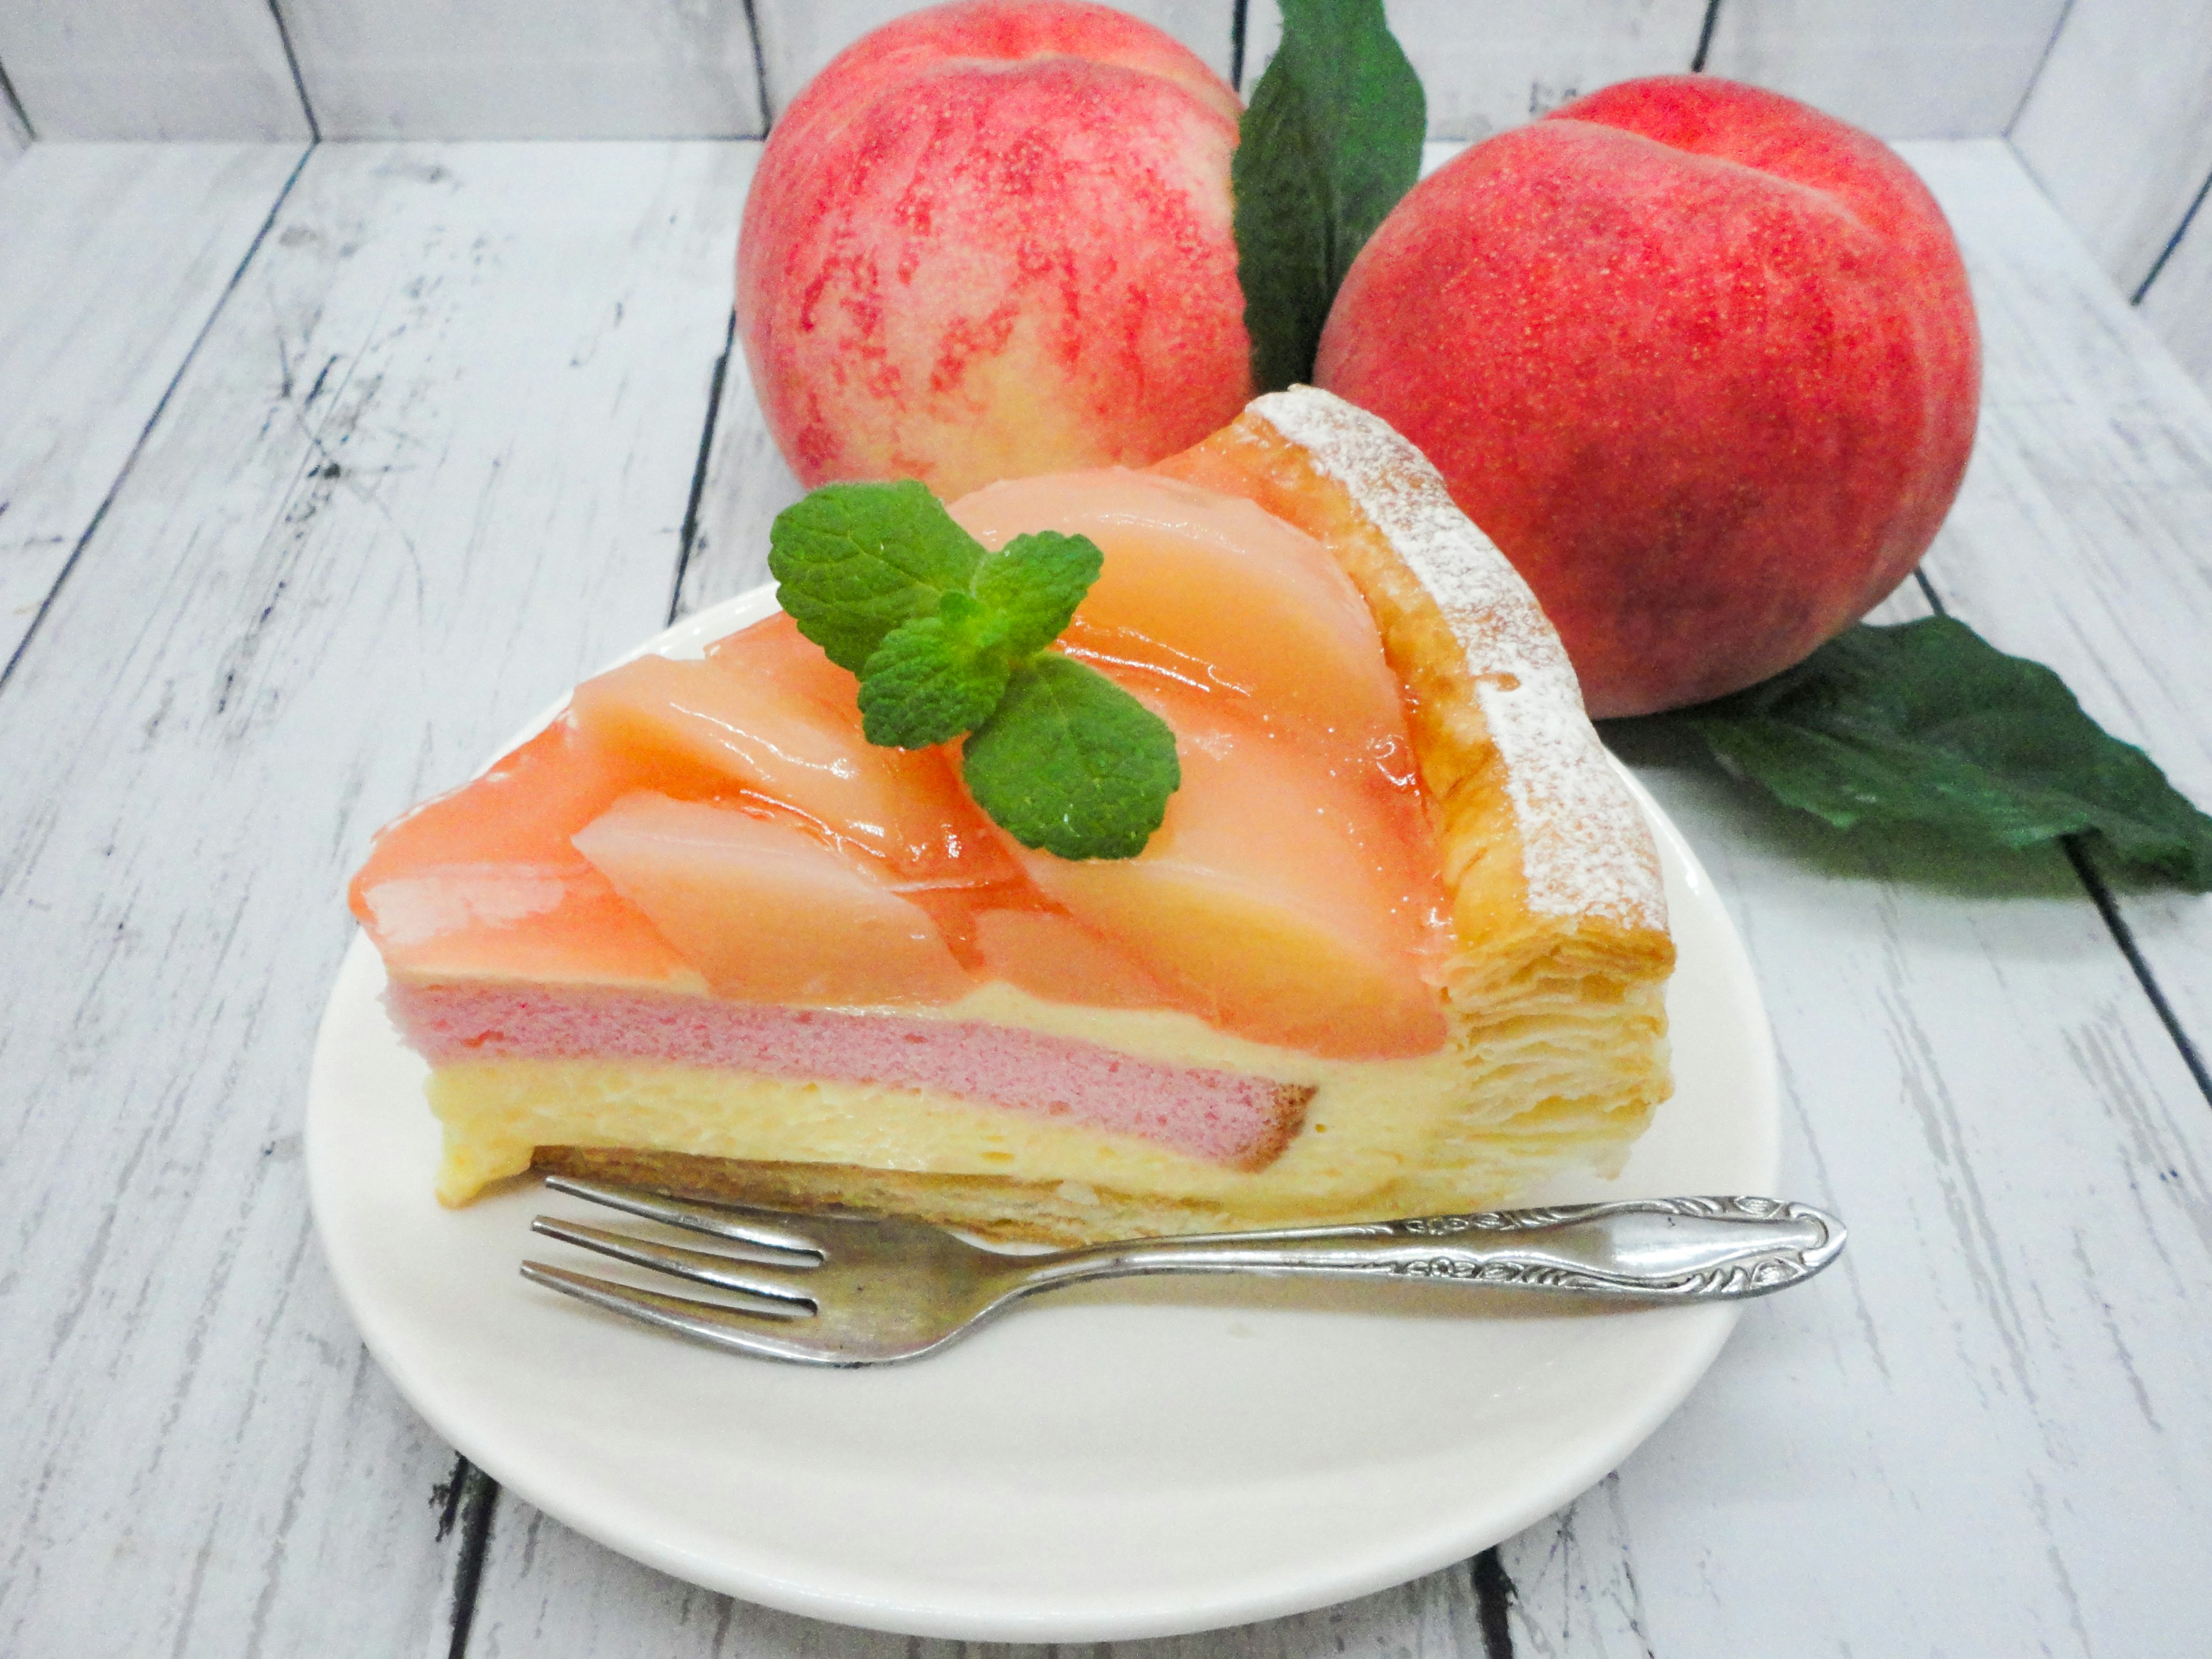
top-left (3, 135), bottom-right (2209, 1658)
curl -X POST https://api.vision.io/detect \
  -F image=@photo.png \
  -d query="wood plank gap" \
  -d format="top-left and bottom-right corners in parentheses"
top-left (1911, 565), bottom-right (1945, 612)
top-left (0, 143), bottom-right (312, 696)
top-left (671, 311), bottom-right (737, 627)
top-left (2063, 838), bottom-right (2212, 1111)
top-left (1690, 0), bottom-right (1723, 73)
top-left (741, 0), bottom-right (775, 129)
top-left (0, 54), bottom-right (32, 142)
top-left (2002, 0), bottom-right (2077, 135)
top-left (1230, 0), bottom-right (1248, 96)
top-left (2129, 164), bottom-right (2212, 305)
top-left (442, 1459), bottom-right (502, 1659)
top-left (1471, 1547), bottom-right (1518, 1658)
top-left (1919, 559), bottom-right (2212, 1112)
top-left (266, 0), bottom-right (323, 142)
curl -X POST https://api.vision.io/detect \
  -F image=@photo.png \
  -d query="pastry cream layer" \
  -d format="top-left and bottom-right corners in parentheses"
top-left (425, 976), bottom-right (1665, 1238)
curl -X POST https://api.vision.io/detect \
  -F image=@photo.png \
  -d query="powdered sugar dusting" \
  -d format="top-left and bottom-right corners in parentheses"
top-left (1251, 388), bottom-right (1663, 930)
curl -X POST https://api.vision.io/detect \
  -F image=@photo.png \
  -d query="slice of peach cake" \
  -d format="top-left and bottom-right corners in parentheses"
top-left (349, 389), bottom-right (1673, 1243)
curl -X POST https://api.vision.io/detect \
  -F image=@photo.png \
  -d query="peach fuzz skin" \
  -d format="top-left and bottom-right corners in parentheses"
top-left (1316, 75), bottom-right (1982, 717)
top-left (737, 0), bottom-right (1252, 500)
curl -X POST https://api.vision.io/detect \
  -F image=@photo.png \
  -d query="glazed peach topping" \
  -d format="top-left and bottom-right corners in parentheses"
top-left (350, 471), bottom-right (1451, 1060)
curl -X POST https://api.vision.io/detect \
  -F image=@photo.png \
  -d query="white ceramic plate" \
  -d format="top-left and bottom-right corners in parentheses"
top-left (308, 586), bottom-right (1777, 1643)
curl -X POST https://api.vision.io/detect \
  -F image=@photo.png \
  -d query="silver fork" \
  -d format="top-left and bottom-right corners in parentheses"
top-left (520, 1178), bottom-right (1846, 1366)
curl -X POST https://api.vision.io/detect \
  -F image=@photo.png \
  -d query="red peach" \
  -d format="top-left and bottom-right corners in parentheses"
top-left (737, 0), bottom-right (1251, 499)
top-left (1315, 75), bottom-right (1981, 717)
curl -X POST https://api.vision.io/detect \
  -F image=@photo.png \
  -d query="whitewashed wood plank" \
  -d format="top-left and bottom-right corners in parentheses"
top-left (1699, 0), bottom-right (2069, 138)
top-left (1241, 0), bottom-right (1709, 138)
top-left (0, 0), bottom-right (308, 139)
top-left (0, 138), bottom-right (751, 1656)
top-left (2137, 190), bottom-right (2212, 395)
top-left (753, 0), bottom-right (1237, 122)
top-left (467, 1490), bottom-right (1494, 1657)
top-left (0, 142), bottom-right (304, 671)
top-left (2009, 0), bottom-right (2212, 296)
top-left (283, 0), bottom-right (764, 140)
top-left (1890, 139), bottom-right (2212, 1086)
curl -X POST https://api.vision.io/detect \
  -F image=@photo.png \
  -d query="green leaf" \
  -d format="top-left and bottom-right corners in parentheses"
top-left (972, 531), bottom-right (1103, 657)
top-left (770, 480), bottom-right (1175, 856)
top-left (1675, 618), bottom-right (2212, 888)
top-left (1233, 0), bottom-right (1426, 392)
top-left (963, 656), bottom-right (1181, 860)
top-left (857, 595), bottom-right (1012, 748)
top-left (767, 480), bottom-right (984, 672)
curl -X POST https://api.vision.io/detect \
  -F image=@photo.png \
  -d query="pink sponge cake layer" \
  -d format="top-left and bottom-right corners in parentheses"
top-left (388, 983), bottom-right (1315, 1171)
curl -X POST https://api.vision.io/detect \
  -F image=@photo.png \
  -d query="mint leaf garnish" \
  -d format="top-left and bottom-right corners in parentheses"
top-left (974, 531), bottom-right (1103, 656)
top-left (1673, 618), bottom-right (2212, 888)
top-left (858, 595), bottom-right (1011, 749)
top-left (770, 483), bottom-right (1179, 858)
top-left (964, 657), bottom-right (1181, 861)
top-left (768, 480), bottom-right (983, 672)
top-left (1233, 0), bottom-right (1426, 392)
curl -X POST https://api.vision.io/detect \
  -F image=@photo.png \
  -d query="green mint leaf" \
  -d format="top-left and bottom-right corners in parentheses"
top-left (963, 656), bottom-right (1180, 860)
top-left (1675, 618), bottom-right (2212, 889)
top-left (857, 595), bottom-right (1012, 748)
top-left (972, 531), bottom-right (1104, 657)
top-left (1233, 0), bottom-right (1426, 392)
top-left (768, 480), bottom-right (984, 672)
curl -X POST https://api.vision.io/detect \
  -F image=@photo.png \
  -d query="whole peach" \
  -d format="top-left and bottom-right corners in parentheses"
top-left (737, 0), bottom-right (1251, 499)
top-left (1315, 75), bottom-right (1981, 717)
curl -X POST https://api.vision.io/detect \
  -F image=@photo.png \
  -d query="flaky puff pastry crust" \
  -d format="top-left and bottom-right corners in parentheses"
top-left (1153, 387), bottom-right (1675, 1019)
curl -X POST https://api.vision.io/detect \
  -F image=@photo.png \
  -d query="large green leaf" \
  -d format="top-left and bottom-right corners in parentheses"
top-left (1675, 618), bottom-right (2212, 888)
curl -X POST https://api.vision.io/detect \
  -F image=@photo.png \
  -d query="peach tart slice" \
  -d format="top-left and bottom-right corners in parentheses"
top-left (349, 389), bottom-right (1674, 1242)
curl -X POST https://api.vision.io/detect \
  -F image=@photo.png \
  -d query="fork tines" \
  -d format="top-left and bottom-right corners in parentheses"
top-left (521, 1177), bottom-right (838, 1362)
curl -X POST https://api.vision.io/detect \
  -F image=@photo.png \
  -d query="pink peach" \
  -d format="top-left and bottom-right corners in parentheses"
top-left (737, 0), bottom-right (1252, 499)
top-left (1316, 75), bottom-right (1982, 717)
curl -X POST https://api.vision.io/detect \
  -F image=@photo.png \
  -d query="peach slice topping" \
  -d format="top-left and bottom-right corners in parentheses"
top-left (573, 792), bottom-right (972, 1005)
top-left (947, 469), bottom-right (1404, 753)
top-left (571, 638), bottom-right (1012, 885)
top-left (353, 470), bottom-right (1452, 1060)
top-left (1012, 684), bottom-right (1447, 1059)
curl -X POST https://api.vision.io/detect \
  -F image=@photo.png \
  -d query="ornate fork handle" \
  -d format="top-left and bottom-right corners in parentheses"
top-left (1012, 1196), bottom-right (1845, 1303)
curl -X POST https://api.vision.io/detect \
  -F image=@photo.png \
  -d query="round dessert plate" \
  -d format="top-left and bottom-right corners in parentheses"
top-left (309, 586), bottom-right (1778, 1643)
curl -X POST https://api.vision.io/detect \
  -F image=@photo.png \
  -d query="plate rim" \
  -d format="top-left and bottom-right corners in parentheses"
top-left (308, 583), bottom-right (1777, 1642)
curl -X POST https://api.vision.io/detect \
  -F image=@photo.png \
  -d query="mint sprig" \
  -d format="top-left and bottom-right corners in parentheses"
top-left (769, 485), bottom-right (1179, 859)
top-left (1667, 618), bottom-right (2212, 888)
top-left (1233, 0), bottom-right (1426, 392)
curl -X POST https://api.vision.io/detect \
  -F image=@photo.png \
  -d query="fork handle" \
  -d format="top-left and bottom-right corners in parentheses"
top-left (1011, 1196), bottom-right (1844, 1302)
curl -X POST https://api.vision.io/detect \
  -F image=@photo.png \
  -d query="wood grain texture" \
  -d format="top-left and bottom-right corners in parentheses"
top-left (2139, 190), bottom-right (2212, 391)
top-left (0, 143), bottom-right (304, 671)
top-left (1240, 0), bottom-right (1709, 138)
top-left (2010, 0), bottom-right (2212, 297)
top-left (282, 0), bottom-right (765, 139)
top-left (1698, 0), bottom-right (2069, 138)
top-left (0, 0), bottom-right (309, 139)
top-left (751, 0), bottom-right (1238, 122)
top-left (0, 140), bottom-right (749, 1656)
top-left (1897, 139), bottom-right (2212, 1097)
